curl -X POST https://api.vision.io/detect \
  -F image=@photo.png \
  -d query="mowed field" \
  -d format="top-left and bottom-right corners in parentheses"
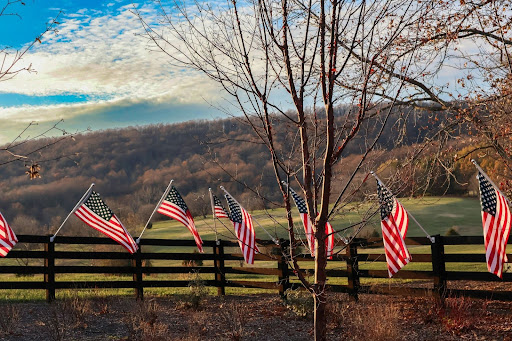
top-left (0, 196), bottom-right (493, 301)
top-left (144, 196), bottom-right (483, 242)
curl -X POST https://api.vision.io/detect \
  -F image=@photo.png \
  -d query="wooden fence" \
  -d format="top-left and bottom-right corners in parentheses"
top-left (1, 234), bottom-right (511, 302)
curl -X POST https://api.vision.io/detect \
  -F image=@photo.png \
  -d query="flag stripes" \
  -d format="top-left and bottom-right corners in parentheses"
top-left (75, 205), bottom-right (138, 254)
top-left (377, 180), bottom-right (410, 277)
top-left (325, 222), bottom-right (335, 260)
top-left (0, 212), bottom-right (17, 257)
top-left (478, 172), bottom-right (511, 278)
top-left (158, 201), bottom-right (203, 253)
top-left (225, 191), bottom-right (259, 264)
top-left (212, 194), bottom-right (230, 219)
top-left (157, 186), bottom-right (203, 253)
top-left (297, 212), bottom-right (314, 254)
top-left (288, 185), bottom-right (335, 258)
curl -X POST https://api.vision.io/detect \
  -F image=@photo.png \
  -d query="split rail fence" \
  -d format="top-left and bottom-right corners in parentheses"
top-left (0, 234), bottom-right (511, 302)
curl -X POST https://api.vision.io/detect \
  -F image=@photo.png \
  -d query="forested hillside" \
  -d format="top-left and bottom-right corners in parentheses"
top-left (0, 109), bottom-right (471, 235)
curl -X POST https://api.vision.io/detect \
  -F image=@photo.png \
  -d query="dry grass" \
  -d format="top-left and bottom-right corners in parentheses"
top-left (422, 295), bottom-right (476, 335)
top-left (42, 303), bottom-right (75, 341)
top-left (2, 293), bottom-right (512, 340)
top-left (125, 299), bottom-right (169, 341)
top-left (218, 301), bottom-right (248, 341)
top-left (328, 297), bottom-right (401, 341)
top-left (0, 303), bottom-right (19, 335)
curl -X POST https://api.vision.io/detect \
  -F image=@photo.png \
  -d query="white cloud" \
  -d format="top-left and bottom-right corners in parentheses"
top-left (0, 4), bottom-right (222, 121)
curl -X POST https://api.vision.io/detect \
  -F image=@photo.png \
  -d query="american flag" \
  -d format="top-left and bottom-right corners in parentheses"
top-left (478, 172), bottom-right (511, 278)
top-left (157, 186), bottom-right (203, 253)
top-left (325, 221), bottom-right (335, 260)
top-left (0, 211), bottom-right (17, 257)
top-left (212, 193), bottom-right (230, 219)
top-left (74, 191), bottom-right (138, 254)
top-left (377, 180), bottom-right (410, 277)
top-left (288, 186), bottom-right (335, 258)
top-left (224, 191), bottom-right (259, 264)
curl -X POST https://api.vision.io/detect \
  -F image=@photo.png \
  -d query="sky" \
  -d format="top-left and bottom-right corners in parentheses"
top-left (0, 1), bottom-right (483, 144)
top-left (0, 0), bottom-right (225, 143)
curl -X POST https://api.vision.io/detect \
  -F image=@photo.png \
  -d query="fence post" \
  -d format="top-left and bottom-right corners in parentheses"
top-left (133, 245), bottom-right (143, 300)
top-left (346, 242), bottom-right (360, 301)
top-left (214, 240), bottom-right (226, 296)
top-left (277, 239), bottom-right (290, 297)
top-left (44, 237), bottom-right (55, 303)
top-left (431, 234), bottom-right (447, 302)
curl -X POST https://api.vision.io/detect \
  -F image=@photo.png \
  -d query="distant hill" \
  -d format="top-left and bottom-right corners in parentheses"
top-left (0, 109), bottom-right (465, 235)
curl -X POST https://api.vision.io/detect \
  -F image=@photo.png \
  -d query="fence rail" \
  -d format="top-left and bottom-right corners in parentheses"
top-left (1, 234), bottom-right (511, 302)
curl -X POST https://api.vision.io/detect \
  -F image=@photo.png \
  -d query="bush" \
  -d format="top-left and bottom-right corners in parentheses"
top-left (445, 227), bottom-right (460, 236)
top-left (182, 250), bottom-right (204, 267)
top-left (185, 272), bottom-right (207, 310)
top-left (284, 288), bottom-right (314, 318)
top-left (219, 301), bottom-right (247, 340)
top-left (126, 300), bottom-right (168, 341)
top-left (91, 244), bottom-right (132, 270)
top-left (327, 296), bottom-right (401, 340)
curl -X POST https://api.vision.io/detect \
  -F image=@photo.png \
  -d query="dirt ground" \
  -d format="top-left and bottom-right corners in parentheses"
top-left (0, 292), bottom-right (511, 340)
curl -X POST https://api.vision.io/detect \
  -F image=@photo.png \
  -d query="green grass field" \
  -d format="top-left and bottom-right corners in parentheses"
top-left (143, 196), bottom-right (483, 242)
top-left (0, 196), bottom-right (494, 301)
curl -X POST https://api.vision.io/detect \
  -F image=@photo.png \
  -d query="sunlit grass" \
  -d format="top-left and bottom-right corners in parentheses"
top-left (0, 196), bottom-right (499, 301)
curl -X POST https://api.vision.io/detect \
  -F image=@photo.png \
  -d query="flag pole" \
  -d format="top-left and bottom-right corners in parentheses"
top-left (472, 159), bottom-right (512, 206)
top-left (370, 172), bottom-right (434, 243)
top-left (219, 186), bottom-right (279, 245)
top-left (208, 188), bottom-right (219, 244)
top-left (136, 179), bottom-right (173, 244)
top-left (50, 183), bottom-right (95, 242)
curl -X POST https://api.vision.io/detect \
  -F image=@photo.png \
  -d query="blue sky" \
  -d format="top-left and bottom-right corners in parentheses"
top-left (0, 1), bottom-right (479, 144)
top-left (0, 0), bottom-right (225, 143)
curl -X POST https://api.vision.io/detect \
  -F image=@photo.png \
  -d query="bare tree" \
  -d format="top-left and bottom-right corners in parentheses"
top-left (135, 0), bottom-right (511, 339)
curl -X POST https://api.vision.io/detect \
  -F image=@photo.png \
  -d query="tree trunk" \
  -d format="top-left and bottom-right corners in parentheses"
top-left (314, 231), bottom-right (328, 341)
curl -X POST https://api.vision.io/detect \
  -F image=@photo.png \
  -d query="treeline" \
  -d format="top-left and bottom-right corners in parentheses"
top-left (0, 108), bottom-right (471, 236)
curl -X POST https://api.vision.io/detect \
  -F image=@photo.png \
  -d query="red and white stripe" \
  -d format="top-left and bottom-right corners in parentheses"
top-left (74, 206), bottom-right (138, 254)
top-left (299, 214), bottom-right (335, 259)
top-left (215, 206), bottom-right (229, 219)
top-left (158, 200), bottom-right (203, 253)
top-left (325, 222), bottom-right (335, 260)
top-left (233, 208), bottom-right (258, 264)
top-left (0, 212), bottom-right (17, 257)
top-left (482, 190), bottom-right (511, 278)
top-left (299, 213), bottom-right (315, 256)
top-left (381, 199), bottom-right (410, 277)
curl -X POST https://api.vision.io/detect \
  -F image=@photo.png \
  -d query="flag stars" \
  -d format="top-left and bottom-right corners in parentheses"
top-left (166, 187), bottom-right (189, 212)
top-left (479, 173), bottom-right (497, 216)
top-left (377, 181), bottom-right (395, 220)
top-left (84, 191), bottom-right (113, 221)
top-left (290, 188), bottom-right (308, 214)
top-left (226, 194), bottom-right (243, 223)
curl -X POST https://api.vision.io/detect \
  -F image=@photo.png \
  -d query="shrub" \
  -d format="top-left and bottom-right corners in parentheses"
top-left (182, 250), bottom-right (204, 267)
top-left (328, 297), bottom-right (401, 340)
top-left (284, 288), bottom-right (314, 318)
top-left (126, 300), bottom-right (168, 341)
top-left (43, 303), bottom-right (75, 341)
top-left (219, 301), bottom-right (247, 341)
top-left (91, 244), bottom-right (132, 270)
top-left (425, 295), bottom-right (474, 334)
top-left (186, 272), bottom-right (207, 310)
top-left (445, 227), bottom-right (460, 236)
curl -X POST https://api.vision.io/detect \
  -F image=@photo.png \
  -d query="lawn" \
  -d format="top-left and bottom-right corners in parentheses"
top-left (0, 196), bottom-right (499, 301)
top-left (142, 196), bottom-right (483, 242)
